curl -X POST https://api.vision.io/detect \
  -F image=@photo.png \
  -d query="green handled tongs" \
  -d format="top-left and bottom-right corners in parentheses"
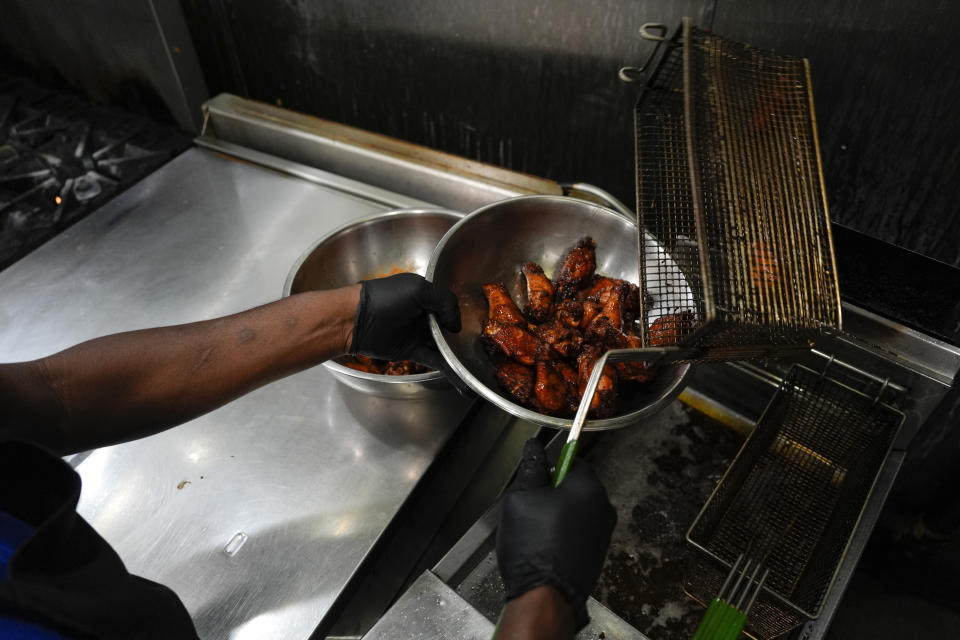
top-left (551, 346), bottom-right (681, 487)
top-left (494, 345), bottom-right (682, 639)
top-left (691, 555), bottom-right (769, 640)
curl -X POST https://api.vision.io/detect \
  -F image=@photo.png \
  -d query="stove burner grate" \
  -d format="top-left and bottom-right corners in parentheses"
top-left (0, 76), bottom-right (190, 268)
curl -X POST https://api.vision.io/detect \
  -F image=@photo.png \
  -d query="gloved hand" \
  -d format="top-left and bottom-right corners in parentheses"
top-left (350, 273), bottom-right (471, 394)
top-left (496, 438), bottom-right (617, 630)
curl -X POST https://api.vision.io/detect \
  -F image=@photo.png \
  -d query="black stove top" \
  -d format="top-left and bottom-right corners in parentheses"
top-left (0, 75), bottom-right (191, 269)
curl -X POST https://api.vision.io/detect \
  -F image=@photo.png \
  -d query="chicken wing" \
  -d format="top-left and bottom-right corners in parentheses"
top-left (583, 315), bottom-right (649, 382)
top-left (579, 300), bottom-right (601, 330)
top-left (619, 332), bottom-right (650, 381)
top-left (482, 282), bottom-right (526, 326)
top-left (534, 317), bottom-right (583, 361)
top-left (555, 300), bottom-right (584, 328)
top-left (584, 276), bottom-right (639, 311)
top-left (591, 281), bottom-right (630, 332)
top-left (481, 320), bottom-right (543, 365)
top-left (521, 261), bottom-right (555, 323)
top-left (495, 362), bottom-right (535, 404)
top-left (344, 355), bottom-right (385, 374)
top-left (577, 344), bottom-right (618, 418)
top-left (648, 312), bottom-right (693, 346)
top-left (533, 360), bottom-right (570, 416)
top-left (384, 360), bottom-right (430, 376)
top-left (555, 361), bottom-right (580, 414)
top-left (555, 237), bottom-right (596, 300)
top-left (583, 276), bottom-right (617, 304)
top-left (625, 282), bottom-right (641, 322)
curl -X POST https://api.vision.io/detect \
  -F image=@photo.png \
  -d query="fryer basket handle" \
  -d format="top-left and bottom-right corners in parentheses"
top-left (618, 22), bottom-right (678, 84)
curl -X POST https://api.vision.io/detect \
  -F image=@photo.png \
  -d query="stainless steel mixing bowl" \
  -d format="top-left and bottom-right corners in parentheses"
top-left (284, 208), bottom-right (463, 398)
top-left (426, 195), bottom-right (692, 430)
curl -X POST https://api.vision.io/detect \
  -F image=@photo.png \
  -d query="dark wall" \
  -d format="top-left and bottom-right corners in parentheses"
top-left (709, 0), bottom-right (960, 269)
top-left (1, 1), bottom-right (168, 125)
top-left (4, 1), bottom-right (951, 265)
top-left (0, 0), bottom-right (207, 131)
top-left (181, 0), bottom-right (711, 203)
top-left (180, 0), bottom-right (960, 268)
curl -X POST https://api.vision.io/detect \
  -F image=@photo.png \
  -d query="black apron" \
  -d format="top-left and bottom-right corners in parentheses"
top-left (0, 440), bottom-right (199, 639)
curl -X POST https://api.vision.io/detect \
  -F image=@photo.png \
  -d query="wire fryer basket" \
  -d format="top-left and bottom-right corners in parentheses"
top-left (635, 19), bottom-right (842, 360)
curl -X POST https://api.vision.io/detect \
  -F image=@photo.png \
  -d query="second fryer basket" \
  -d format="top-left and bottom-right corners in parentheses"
top-left (684, 364), bottom-right (904, 638)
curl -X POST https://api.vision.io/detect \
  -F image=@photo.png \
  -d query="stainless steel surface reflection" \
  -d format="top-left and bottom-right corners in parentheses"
top-left (0, 148), bottom-right (472, 639)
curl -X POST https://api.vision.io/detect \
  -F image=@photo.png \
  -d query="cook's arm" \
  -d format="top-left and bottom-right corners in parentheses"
top-left (495, 439), bottom-right (617, 639)
top-left (0, 287), bottom-right (359, 454)
top-left (0, 274), bottom-right (461, 455)
top-left (496, 586), bottom-right (575, 639)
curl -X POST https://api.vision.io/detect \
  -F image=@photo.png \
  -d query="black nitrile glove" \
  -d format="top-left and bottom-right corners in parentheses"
top-left (350, 273), bottom-right (471, 395)
top-left (496, 438), bottom-right (617, 631)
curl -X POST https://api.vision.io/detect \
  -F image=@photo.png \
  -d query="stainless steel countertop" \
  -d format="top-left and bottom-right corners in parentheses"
top-left (0, 147), bottom-right (472, 639)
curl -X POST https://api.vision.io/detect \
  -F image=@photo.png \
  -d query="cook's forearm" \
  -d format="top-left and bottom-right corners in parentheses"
top-left (496, 586), bottom-right (576, 640)
top-left (3, 287), bottom-right (359, 454)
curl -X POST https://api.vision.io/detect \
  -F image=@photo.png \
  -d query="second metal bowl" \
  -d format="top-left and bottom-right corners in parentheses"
top-left (284, 208), bottom-right (463, 398)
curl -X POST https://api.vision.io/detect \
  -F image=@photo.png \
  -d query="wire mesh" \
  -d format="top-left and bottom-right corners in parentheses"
top-left (635, 20), bottom-right (841, 359)
top-left (636, 33), bottom-right (705, 332)
top-left (685, 365), bottom-right (904, 639)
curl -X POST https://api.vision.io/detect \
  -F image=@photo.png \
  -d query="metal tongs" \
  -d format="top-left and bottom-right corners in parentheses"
top-left (550, 346), bottom-right (683, 486)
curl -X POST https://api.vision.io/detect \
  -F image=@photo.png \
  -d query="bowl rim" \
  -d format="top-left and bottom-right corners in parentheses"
top-left (426, 194), bottom-right (692, 430)
top-left (283, 207), bottom-right (464, 385)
